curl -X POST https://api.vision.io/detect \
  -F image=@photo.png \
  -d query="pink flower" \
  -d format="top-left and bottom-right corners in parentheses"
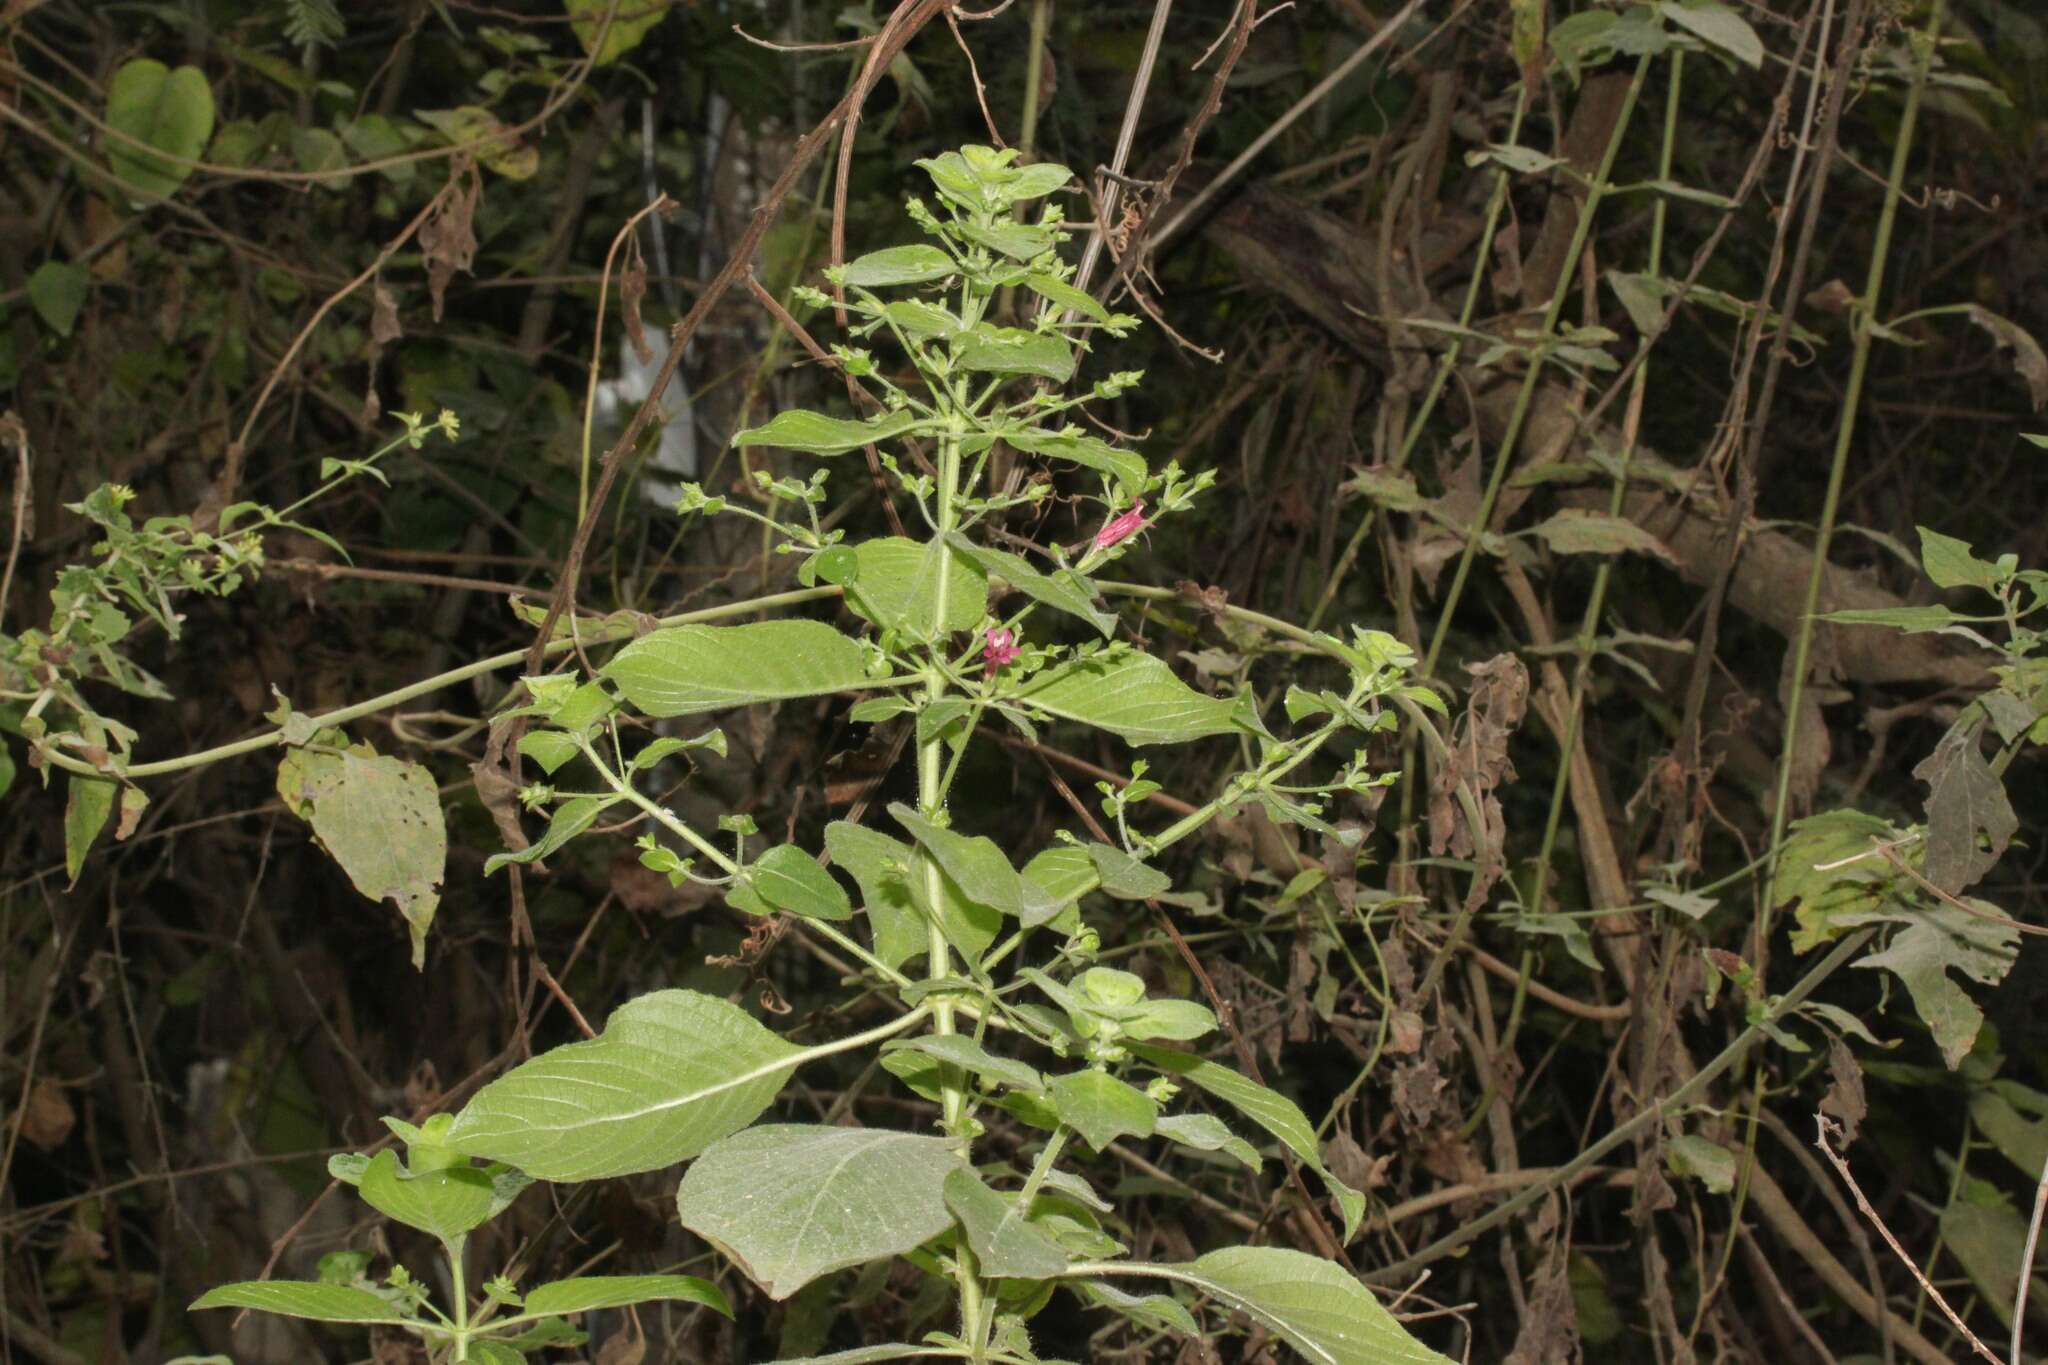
top-left (983, 627), bottom-right (1021, 670)
top-left (1094, 500), bottom-right (1147, 550)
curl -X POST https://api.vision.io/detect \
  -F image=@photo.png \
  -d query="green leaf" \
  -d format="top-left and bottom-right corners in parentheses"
top-left (1155, 1113), bottom-right (1262, 1171)
top-left (1820, 605), bottom-right (1969, 634)
top-left (1046, 1070), bottom-right (1157, 1149)
top-left (1086, 842), bottom-right (1170, 899)
top-left (1665, 1134), bottom-right (1736, 1194)
top-left (847, 537), bottom-right (987, 640)
top-left (956, 327), bottom-right (1075, 382)
top-left (0, 743), bottom-right (14, 801)
top-left (603, 620), bottom-right (870, 717)
top-left (358, 1149), bottom-right (497, 1242)
top-left (747, 844), bottom-right (855, 922)
top-left (523, 1274), bottom-right (730, 1318)
top-left (823, 821), bottom-right (929, 971)
top-left (414, 107), bottom-right (535, 178)
top-left (1527, 509), bottom-right (1676, 563)
top-left (64, 775), bottom-right (116, 886)
top-left (882, 1034), bottom-right (1043, 1094)
top-left (839, 244), bottom-right (958, 287)
top-left (565, 0), bottom-right (673, 64)
top-left (1133, 1045), bottom-right (1364, 1240)
top-left (482, 794), bottom-right (614, 875)
top-left (276, 738), bottom-right (446, 966)
top-left (189, 1281), bottom-right (408, 1324)
top-left (1024, 272), bottom-right (1110, 323)
top-left (1663, 0), bottom-right (1764, 67)
top-left (733, 408), bottom-right (924, 456)
top-left (1021, 844), bottom-right (1095, 913)
top-left (1012, 651), bottom-right (1256, 747)
top-left (883, 299), bottom-right (961, 340)
top-left (891, 803), bottom-right (1061, 926)
top-left (446, 990), bottom-right (801, 1180)
top-left (946, 535), bottom-right (1117, 637)
top-left (1112, 1246), bottom-right (1456, 1365)
top-left (1002, 429), bottom-right (1147, 496)
top-left (1122, 998), bottom-right (1219, 1042)
top-left (955, 220), bottom-right (1055, 261)
top-left (289, 126), bottom-right (349, 178)
top-left (942, 1167), bottom-right (1069, 1279)
top-left (105, 59), bottom-right (215, 201)
top-left (676, 1125), bottom-right (960, 1298)
top-left (27, 262), bottom-right (89, 338)
top-left (516, 730), bottom-right (581, 776)
top-left (1917, 526), bottom-right (2003, 592)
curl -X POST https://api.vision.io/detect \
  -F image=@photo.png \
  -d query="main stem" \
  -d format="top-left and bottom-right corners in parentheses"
top-left (923, 395), bottom-right (987, 1352)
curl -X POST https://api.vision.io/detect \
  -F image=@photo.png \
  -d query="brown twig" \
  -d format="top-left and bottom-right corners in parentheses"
top-left (1813, 1113), bottom-right (2001, 1363)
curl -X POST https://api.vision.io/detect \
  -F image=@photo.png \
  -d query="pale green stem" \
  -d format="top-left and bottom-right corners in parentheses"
top-left (1762, 0), bottom-right (1944, 953)
top-left (45, 587), bottom-right (847, 780)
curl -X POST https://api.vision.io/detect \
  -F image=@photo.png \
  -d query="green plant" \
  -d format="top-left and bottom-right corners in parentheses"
top-left (188, 146), bottom-right (1452, 1363)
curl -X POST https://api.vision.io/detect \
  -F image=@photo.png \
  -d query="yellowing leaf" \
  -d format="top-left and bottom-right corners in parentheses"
top-left (566, 0), bottom-right (673, 65)
top-left (278, 730), bottom-right (446, 967)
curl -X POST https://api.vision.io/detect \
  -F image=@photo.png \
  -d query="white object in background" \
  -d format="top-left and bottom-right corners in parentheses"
top-left (593, 335), bottom-right (698, 506)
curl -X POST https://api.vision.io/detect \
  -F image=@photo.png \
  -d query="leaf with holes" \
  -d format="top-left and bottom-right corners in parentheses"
top-left (277, 733), bottom-right (445, 967)
top-left (1912, 722), bottom-right (2017, 894)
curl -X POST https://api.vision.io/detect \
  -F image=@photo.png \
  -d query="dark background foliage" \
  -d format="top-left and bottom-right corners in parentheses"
top-left (5, 0), bottom-right (2048, 1361)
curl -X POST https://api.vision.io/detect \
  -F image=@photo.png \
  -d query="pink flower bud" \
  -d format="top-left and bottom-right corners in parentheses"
top-left (1094, 500), bottom-right (1147, 550)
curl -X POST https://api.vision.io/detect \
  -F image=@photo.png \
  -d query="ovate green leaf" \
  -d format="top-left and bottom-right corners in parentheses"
top-left (1012, 651), bottom-right (1255, 747)
top-left (1002, 429), bottom-right (1146, 496)
top-left (1113, 1247), bottom-right (1456, 1364)
top-left (1917, 526), bottom-right (2004, 592)
top-left (942, 1166), bottom-right (1069, 1279)
top-left (823, 821), bottom-right (928, 971)
top-left (524, 1274), bottom-right (730, 1317)
top-left (733, 408), bottom-right (925, 456)
top-left (956, 327), bottom-right (1075, 382)
top-left (358, 1149), bottom-right (497, 1242)
top-left (891, 803), bottom-right (1061, 926)
top-left (1664, 1), bottom-right (1764, 67)
top-left (838, 244), bottom-right (957, 287)
top-left (746, 844), bottom-right (855, 922)
top-left (27, 262), bottom-right (89, 338)
top-left (64, 775), bottom-right (116, 886)
top-left (847, 537), bottom-right (986, 640)
top-left (947, 534), bottom-right (1116, 638)
top-left (106, 60), bottom-right (215, 201)
top-left (447, 990), bottom-right (801, 1179)
top-left (676, 1125), bottom-right (960, 1298)
top-left (1046, 1069), bottom-right (1157, 1149)
top-left (189, 1281), bottom-right (408, 1324)
top-left (603, 620), bottom-right (870, 716)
